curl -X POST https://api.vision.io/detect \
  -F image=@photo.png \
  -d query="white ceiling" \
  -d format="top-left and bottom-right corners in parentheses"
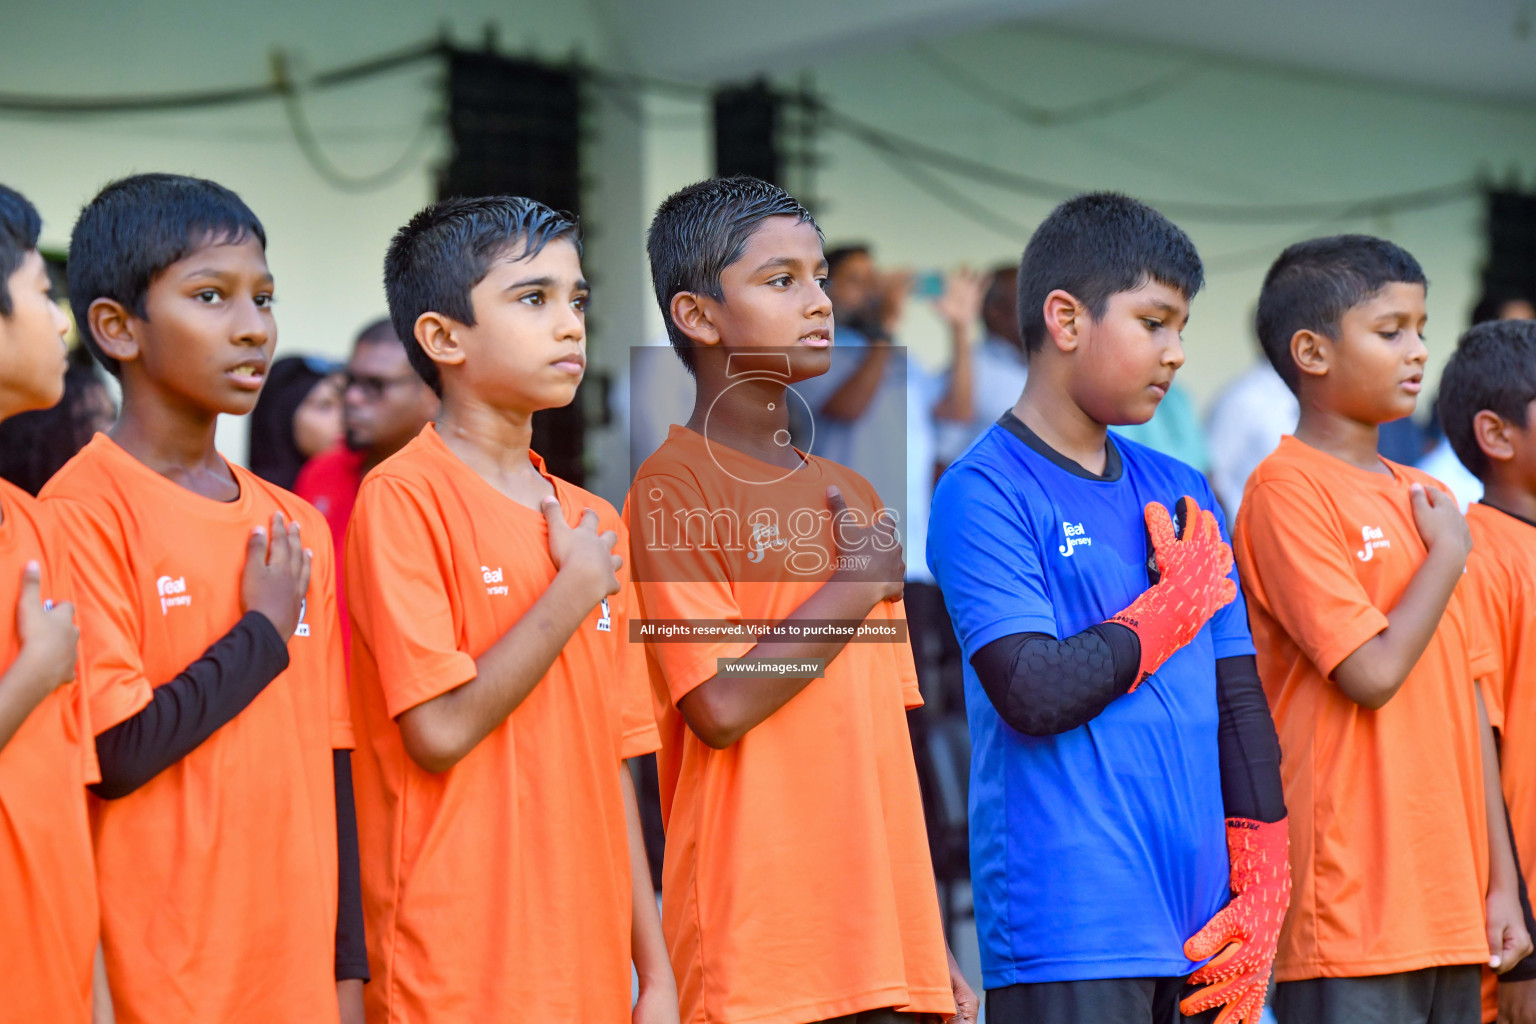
top-left (596, 0), bottom-right (1536, 104)
top-left (4, 0), bottom-right (1531, 105)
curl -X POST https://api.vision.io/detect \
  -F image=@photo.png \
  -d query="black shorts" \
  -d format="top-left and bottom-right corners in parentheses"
top-left (986, 976), bottom-right (1220, 1024)
top-left (811, 1011), bottom-right (916, 1024)
top-left (1272, 965), bottom-right (1481, 1024)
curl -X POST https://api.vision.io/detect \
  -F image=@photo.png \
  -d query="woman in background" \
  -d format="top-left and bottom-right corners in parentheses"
top-left (247, 354), bottom-right (343, 490)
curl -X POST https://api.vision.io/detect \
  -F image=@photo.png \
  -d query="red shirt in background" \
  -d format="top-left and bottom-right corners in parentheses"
top-left (295, 445), bottom-right (366, 653)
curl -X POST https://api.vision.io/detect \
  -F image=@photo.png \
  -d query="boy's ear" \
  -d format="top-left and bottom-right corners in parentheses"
top-left (1042, 289), bottom-right (1084, 353)
top-left (1290, 328), bottom-right (1332, 382)
top-left (1472, 408), bottom-right (1516, 464)
top-left (87, 297), bottom-right (141, 365)
top-left (414, 312), bottom-right (468, 373)
top-left (669, 291), bottom-right (722, 348)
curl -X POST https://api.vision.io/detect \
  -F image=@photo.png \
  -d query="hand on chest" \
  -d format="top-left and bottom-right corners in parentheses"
top-left (1038, 501), bottom-right (1158, 626)
top-left (136, 509), bottom-right (320, 664)
top-left (1042, 491), bottom-right (1226, 606)
top-left (467, 546), bottom-right (612, 638)
top-left (671, 481), bottom-right (885, 583)
top-left (1323, 496), bottom-right (1431, 610)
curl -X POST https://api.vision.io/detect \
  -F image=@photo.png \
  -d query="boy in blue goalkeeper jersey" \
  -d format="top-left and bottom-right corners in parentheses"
top-left (928, 193), bottom-right (1288, 1024)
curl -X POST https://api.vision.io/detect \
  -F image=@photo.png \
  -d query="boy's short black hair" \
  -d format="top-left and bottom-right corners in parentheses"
top-left (0, 184), bottom-right (43, 318)
top-left (1436, 318), bottom-right (1536, 480)
top-left (1016, 192), bottom-right (1203, 357)
top-left (1255, 235), bottom-right (1427, 393)
top-left (67, 173), bottom-right (266, 378)
top-left (383, 195), bottom-right (581, 396)
top-left (66, 174), bottom-right (267, 379)
top-left (646, 176), bottom-right (818, 374)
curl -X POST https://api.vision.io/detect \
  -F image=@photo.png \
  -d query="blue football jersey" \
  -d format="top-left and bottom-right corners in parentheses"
top-left (927, 414), bottom-right (1254, 988)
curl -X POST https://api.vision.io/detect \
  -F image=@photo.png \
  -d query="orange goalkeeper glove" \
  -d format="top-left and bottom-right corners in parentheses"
top-left (1108, 496), bottom-right (1237, 691)
top-left (1180, 817), bottom-right (1292, 1024)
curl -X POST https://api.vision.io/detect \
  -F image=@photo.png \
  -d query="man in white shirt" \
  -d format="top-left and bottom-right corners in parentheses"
top-left (794, 246), bottom-right (981, 580)
top-left (1205, 358), bottom-right (1299, 517)
top-left (935, 266), bottom-right (1029, 469)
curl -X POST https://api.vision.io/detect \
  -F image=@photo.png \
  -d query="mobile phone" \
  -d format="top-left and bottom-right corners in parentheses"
top-left (910, 270), bottom-right (945, 300)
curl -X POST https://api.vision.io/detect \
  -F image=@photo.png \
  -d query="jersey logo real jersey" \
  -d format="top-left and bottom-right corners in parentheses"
top-left (294, 597), bottom-right (311, 638)
top-left (157, 575), bottom-right (191, 614)
top-left (1357, 525), bottom-right (1391, 562)
top-left (596, 597), bottom-right (612, 632)
top-left (482, 565), bottom-right (508, 596)
top-left (746, 520), bottom-right (787, 563)
top-left (1058, 521), bottom-right (1092, 557)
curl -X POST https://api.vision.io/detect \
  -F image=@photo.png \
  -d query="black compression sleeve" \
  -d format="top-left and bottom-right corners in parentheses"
top-left (1215, 654), bottom-right (1286, 823)
top-left (91, 612), bottom-right (290, 800)
top-left (334, 750), bottom-right (369, 982)
top-left (969, 623), bottom-right (1141, 737)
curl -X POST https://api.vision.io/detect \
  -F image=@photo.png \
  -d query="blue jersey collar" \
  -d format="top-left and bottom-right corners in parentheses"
top-left (997, 411), bottom-right (1124, 483)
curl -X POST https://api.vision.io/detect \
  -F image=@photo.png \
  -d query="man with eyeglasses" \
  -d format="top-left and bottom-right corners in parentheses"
top-left (296, 317), bottom-right (439, 651)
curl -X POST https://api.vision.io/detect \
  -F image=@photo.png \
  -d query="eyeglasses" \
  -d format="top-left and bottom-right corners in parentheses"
top-left (345, 372), bottom-right (420, 400)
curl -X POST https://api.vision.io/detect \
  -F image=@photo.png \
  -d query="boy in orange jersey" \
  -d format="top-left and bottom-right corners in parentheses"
top-left (348, 195), bottom-right (675, 1023)
top-left (1235, 235), bottom-right (1531, 1023)
top-left (0, 184), bottom-right (100, 1022)
top-left (626, 175), bottom-right (976, 1024)
top-left (1438, 318), bottom-right (1536, 1024)
top-left (43, 174), bottom-right (365, 1024)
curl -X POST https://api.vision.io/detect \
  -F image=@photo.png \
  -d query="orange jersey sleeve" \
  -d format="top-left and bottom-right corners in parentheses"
top-left (46, 496), bottom-right (155, 734)
top-left (310, 515), bottom-right (354, 750)
top-left (1461, 548), bottom-right (1509, 730)
top-left (614, 519), bottom-right (662, 759)
top-left (345, 475), bottom-right (479, 718)
top-left (850, 473), bottom-right (923, 711)
top-left (890, 596), bottom-right (923, 710)
top-left (44, 511), bottom-right (98, 784)
top-left (1238, 477), bottom-right (1390, 679)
